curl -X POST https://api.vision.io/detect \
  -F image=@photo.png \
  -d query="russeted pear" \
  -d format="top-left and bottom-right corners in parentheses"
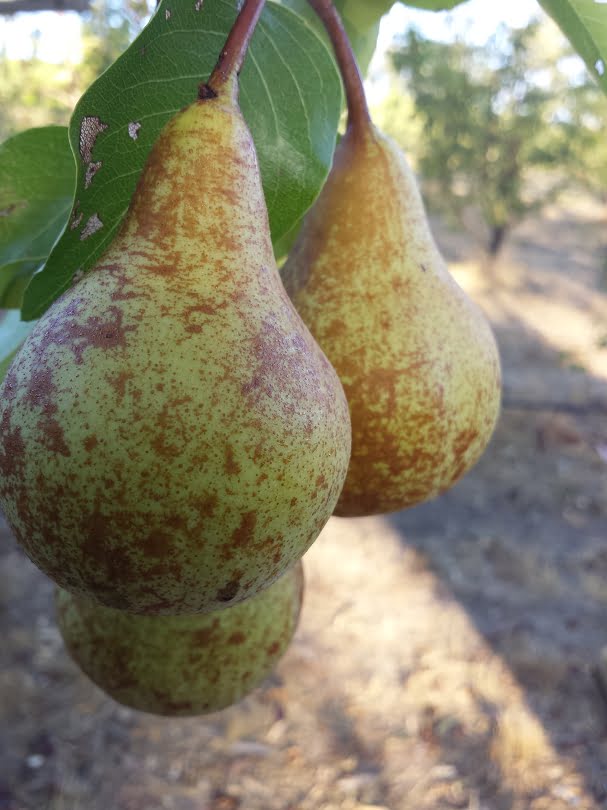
top-left (282, 90), bottom-right (500, 516)
top-left (56, 561), bottom-right (304, 716)
top-left (0, 70), bottom-right (351, 613)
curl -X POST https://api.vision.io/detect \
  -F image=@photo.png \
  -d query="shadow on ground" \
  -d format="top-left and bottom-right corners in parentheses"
top-left (2, 202), bottom-right (607, 810)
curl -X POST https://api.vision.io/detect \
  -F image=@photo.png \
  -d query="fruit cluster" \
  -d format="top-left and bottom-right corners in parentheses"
top-left (0, 0), bottom-right (500, 716)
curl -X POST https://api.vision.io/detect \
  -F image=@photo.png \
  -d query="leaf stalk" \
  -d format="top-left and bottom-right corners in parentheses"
top-left (306, 0), bottom-right (371, 134)
top-left (201, 0), bottom-right (266, 97)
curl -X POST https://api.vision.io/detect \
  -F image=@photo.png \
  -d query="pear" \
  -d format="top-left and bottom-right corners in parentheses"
top-left (282, 121), bottom-right (501, 516)
top-left (56, 561), bottom-right (304, 716)
top-left (0, 74), bottom-right (351, 613)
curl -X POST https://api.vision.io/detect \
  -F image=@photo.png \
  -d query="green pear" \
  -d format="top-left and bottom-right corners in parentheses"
top-left (56, 561), bottom-right (304, 716)
top-left (282, 123), bottom-right (501, 516)
top-left (0, 75), bottom-right (351, 613)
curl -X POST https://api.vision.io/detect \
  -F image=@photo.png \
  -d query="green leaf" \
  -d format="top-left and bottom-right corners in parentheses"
top-left (22, 0), bottom-right (342, 321)
top-left (402, 0), bottom-right (469, 9)
top-left (0, 310), bottom-right (35, 381)
top-left (333, 0), bottom-right (393, 69)
top-left (539, 0), bottom-right (607, 93)
top-left (0, 126), bottom-right (75, 309)
top-left (278, 0), bottom-right (389, 74)
top-left (339, 0), bottom-right (394, 30)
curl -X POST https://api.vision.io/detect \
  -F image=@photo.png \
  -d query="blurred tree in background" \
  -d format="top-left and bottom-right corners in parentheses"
top-left (387, 20), bottom-right (586, 255)
top-left (0, 0), bottom-right (150, 141)
top-left (2, 3), bottom-right (607, 260)
top-left (0, 41), bottom-right (80, 140)
top-left (566, 78), bottom-right (607, 204)
top-left (80, 0), bottom-right (150, 86)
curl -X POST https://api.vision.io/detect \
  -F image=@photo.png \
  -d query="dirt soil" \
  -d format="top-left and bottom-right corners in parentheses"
top-left (2, 193), bottom-right (607, 810)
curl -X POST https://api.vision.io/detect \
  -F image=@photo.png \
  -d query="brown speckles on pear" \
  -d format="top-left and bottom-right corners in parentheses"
top-left (0, 95), bottom-right (350, 615)
top-left (216, 577), bottom-right (242, 603)
top-left (266, 641), bottom-right (280, 657)
top-left (0, 412), bottom-right (25, 479)
top-left (106, 369), bottom-right (134, 399)
top-left (31, 298), bottom-right (135, 367)
top-left (56, 563), bottom-right (303, 716)
top-left (230, 511), bottom-right (257, 549)
top-left (224, 444), bottom-right (241, 476)
top-left (83, 435), bottom-right (99, 453)
top-left (282, 123), bottom-right (499, 516)
top-left (192, 620), bottom-right (220, 646)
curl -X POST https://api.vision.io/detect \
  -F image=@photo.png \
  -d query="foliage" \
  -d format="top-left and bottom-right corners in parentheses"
top-left (7, 0), bottom-right (344, 320)
top-left (0, 0), bottom-right (153, 143)
top-left (1, 0), bottom-right (607, 359)
top-left (0, 57), bottom-right (81, 142)
top-left (565, 75), bottom-right (607, 199)
top-left (539, 0), bottom-right (607, 97)
top-left (79, 0), bottom-right (152, 87)
top-left (389, 20), bottom-right (584, 254)
top-left (370, 78), bottom-right (422, 163)
top-left (0, 126), bottom-right (75, 308)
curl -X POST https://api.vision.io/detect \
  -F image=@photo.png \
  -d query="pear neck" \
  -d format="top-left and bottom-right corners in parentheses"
top-left (199, 72), bottom-right (239, 104)
top-left (118, 100), bottom-right (275, 273)
top-left (342, 116), bottom-right (377, 151)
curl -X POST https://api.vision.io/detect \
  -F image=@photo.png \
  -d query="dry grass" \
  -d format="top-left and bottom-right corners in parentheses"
top-left (3, 200), bottom-right (607, 809)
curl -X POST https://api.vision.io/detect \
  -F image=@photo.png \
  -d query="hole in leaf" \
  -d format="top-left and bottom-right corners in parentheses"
top-left (128, 122), bottom-right (142, 140)
top-left (80, 214), bottom-right (104, 241)
top-left (79, 117), bottom-right (108, 164)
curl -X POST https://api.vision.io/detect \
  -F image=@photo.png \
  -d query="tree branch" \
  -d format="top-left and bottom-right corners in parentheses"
top-left (0, 0), bottom-right (90, 14)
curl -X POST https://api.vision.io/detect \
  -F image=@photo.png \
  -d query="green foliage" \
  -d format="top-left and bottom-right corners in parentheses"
top-left (370, 79), bottom-right (422, 160)
top-left (539, 0), bottom-right (607, 96)
top-left (21, 0), bottom-right (342, 320)
top-left (389, 21), bottom-right (581, 253)
top-left (567, 80), bottom-right (607, 197)
top-left (277, 0), bottom-right (385, 75)
top-left (0, 126), bottom-right (75, 308)
top-left (2, 0), bottom-right (607, 358)
top-left (0, 0), bottom-right (152, 143)
top-left (0, 311), bottom-right (35, 379)
top-left (80, 0), bottom-right (152, 87)
top-left (0, 57), bottom-right (81, 143)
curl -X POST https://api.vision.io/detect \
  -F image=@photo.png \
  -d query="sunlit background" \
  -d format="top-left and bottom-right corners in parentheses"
top-left (2, 2), bottom-right (607, 809)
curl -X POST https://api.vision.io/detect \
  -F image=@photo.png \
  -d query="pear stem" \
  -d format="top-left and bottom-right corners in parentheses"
top-left (201, 0), bottom-right (266, 98)
top-left (306, 0), bottom-right (371, 135)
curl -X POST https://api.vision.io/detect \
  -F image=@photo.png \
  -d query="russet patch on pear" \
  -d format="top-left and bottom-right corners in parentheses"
top-left (0, 79), bottom-right (351, 613)
top-left (282, 124), bottom-right (501, 516)
top-left (56, 561), bottom-right (304, 716)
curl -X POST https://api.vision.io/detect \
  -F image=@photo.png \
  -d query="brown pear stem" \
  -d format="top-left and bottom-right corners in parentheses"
top-left (307, 0), bottom-right (371, 134)
top-left (200, 0), bottom-right (266, 98)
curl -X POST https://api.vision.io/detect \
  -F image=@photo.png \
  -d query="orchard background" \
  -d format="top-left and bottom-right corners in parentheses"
top-left (2, 0), bottom-right (607, 808)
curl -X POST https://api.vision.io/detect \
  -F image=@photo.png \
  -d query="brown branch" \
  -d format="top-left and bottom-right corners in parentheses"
top-left (0, 0), bottom-right (90, 13)
top-left (306, 0), bottom-right (370, 134)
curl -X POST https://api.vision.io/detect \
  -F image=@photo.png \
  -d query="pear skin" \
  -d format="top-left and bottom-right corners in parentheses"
top-left (56, 561), bottom-right (304, 716)
top-left (282, 124), bottom-right (501, 516)
top-left (0, 79), bottom-right (351, 612)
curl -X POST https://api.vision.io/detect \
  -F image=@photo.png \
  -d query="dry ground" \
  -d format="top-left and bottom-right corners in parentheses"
top-left (1, 191), bottom-right (607, 810)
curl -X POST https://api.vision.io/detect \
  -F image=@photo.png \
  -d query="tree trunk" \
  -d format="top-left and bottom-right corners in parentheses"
top-left (487, 224), bottom-right (508, 256)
